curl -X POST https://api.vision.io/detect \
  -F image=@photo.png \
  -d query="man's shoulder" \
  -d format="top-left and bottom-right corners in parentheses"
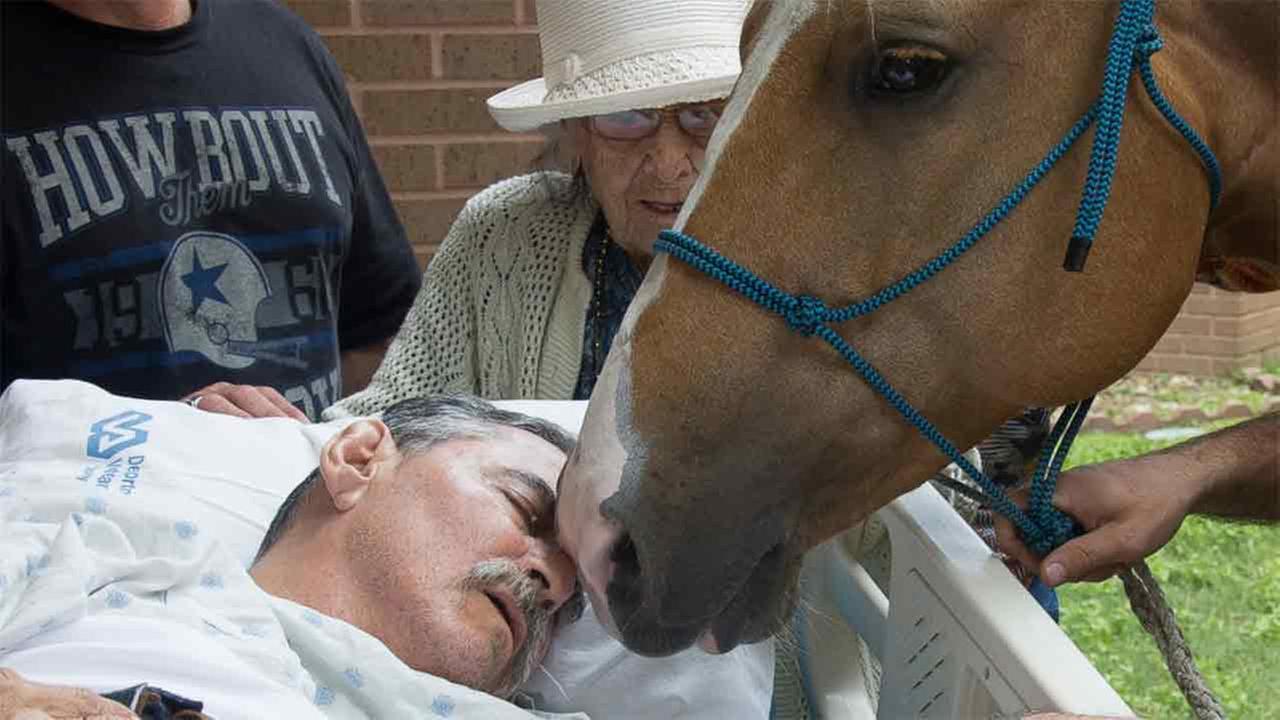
top-left (217, 0), bottom-right (319, 34)
top-left (213, 0), bottom-right (333, 62)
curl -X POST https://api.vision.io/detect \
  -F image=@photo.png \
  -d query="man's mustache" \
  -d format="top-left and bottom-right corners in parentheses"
top-left (463, 559), bottom-right (577, 695)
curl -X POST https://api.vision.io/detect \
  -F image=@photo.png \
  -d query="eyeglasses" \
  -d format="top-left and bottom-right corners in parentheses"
top-left (587, 103), bottom-right (726, 144)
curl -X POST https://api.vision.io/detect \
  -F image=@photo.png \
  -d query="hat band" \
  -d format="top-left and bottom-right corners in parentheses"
top-left (543, 46), bottom-right (739, 108)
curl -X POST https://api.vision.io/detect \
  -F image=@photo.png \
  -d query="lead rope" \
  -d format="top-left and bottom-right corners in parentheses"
top-left (1122, 565), bottom-right (1225, 719)
top-left (1064, 2), bottom-right (1223, 715)
top-left (656, 0), bottom-right (1224, 713)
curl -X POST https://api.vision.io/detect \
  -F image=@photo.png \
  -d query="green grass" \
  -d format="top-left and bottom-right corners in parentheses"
top-left (1058, 427), bottom-right (1280, 719)
top-left (1097, 374), bottom-right (1272, 419)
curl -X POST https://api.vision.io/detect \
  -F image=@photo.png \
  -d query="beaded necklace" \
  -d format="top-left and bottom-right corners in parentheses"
top-left (574, 216), bottom-right (644, 400)
top-left (590, 227), bottom-right (610, 379)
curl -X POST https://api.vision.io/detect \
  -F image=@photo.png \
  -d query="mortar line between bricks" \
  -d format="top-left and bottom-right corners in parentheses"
top-left (348, 0), bottom-right (361, 28)
top-left (433, 144), bottom-right (446, 192)
top-left (429, 31), bottom-right (444, 80)
top-left (439, 26), bottom-right (540, 35)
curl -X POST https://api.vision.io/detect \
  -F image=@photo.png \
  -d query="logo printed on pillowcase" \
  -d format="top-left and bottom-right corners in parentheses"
top-left (86, 410), bottom-right (153, 459)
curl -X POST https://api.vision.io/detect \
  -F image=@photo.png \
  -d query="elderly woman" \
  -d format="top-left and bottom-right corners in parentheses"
top-left (326, 2), bottom-right (746, 416)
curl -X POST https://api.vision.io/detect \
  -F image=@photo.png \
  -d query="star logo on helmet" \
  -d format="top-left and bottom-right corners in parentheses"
top-left (182, 249), bottom-right (230, 312)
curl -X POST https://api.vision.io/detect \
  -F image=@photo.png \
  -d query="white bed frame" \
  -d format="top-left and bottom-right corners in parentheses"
top-left (498, 400), bottom-right (1133, 719)
top-left (801, 483), bottom-right (1132, 718)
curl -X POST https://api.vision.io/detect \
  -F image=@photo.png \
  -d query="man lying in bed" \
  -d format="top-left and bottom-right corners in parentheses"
top-left (0, 395), bottom-right (584, 719)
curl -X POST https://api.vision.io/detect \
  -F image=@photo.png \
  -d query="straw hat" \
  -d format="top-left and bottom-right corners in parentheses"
top-left (487, 0), bottom-right (749, 132)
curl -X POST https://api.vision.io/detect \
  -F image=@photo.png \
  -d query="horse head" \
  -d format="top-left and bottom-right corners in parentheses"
top-left (557, 0), bottom-right (1278, 656)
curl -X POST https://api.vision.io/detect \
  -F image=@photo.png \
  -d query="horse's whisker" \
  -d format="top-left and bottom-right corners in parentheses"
top-left (537, 663), bottom-right (571, 703)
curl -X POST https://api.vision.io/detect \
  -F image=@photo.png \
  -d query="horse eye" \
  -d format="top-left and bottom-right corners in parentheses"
top-left (872, 46), bottom-right (949, 96)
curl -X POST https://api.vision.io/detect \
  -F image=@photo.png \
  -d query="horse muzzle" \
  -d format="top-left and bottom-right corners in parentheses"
top-left (558, 463), bottom-right (797, 657)
top-left (582, 528), bottom-right (794, 657)
top-left (605, 529), bottom-right (795, 657)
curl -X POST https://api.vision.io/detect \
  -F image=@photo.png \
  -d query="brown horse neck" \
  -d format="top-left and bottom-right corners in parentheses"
top-left (1163, 1), bottom-right (1279, 290)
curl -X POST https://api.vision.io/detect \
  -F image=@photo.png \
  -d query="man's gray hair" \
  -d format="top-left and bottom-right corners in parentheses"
top-left (254, 395), bottom-right (575, 562)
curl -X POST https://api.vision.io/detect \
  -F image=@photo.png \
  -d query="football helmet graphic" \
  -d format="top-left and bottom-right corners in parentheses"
top-left (160, 231), bottom-right (302, 370)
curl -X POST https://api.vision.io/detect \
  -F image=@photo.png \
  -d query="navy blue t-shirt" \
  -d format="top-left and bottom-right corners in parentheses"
top-left (1, 0), bottom-right (421, 419)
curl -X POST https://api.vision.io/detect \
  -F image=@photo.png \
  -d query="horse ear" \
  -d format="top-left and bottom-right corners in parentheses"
top-left (741, 0), bottom-right (773, 63)
top-left (1197, 254), bottom-right (1280, 293)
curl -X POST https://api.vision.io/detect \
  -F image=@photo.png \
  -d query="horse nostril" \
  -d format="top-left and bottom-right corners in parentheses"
top-left (609, 533), bottom-right (643, 600)
top-left (611, 532), bottom-right (638, 569)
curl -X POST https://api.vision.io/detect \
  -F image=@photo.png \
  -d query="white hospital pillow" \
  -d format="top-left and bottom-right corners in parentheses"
top-left (0, 379), bottom-right (343, 567)
top-left (492, 400), bottom-right (589, 437)
top-left (493, 400), bottom-right (776, 720)
top-left (520, 596), bottom-right (775, 719)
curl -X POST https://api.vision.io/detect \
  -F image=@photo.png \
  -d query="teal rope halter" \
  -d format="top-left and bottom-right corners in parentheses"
top-left (655, 0), bottom-right (1222, 556)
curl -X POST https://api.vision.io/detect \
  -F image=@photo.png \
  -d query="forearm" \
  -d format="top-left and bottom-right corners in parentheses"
top-left (1170, 412), bottom-right (1279, 522)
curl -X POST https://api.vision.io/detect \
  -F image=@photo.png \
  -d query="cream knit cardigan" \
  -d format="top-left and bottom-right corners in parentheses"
top-left (326, 172), bottom-right (597, 419)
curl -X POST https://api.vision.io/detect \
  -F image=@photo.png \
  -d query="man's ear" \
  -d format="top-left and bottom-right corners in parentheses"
top-left (319, 419), bottom-right (397, 512)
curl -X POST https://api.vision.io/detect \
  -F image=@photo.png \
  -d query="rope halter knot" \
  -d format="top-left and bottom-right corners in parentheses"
top-left (1135, 24), bottom-right (1164, 57)
top-left (1027, 508), bottom-right (1083, 557)
top-left (784, 295), bottom-right (829, 337)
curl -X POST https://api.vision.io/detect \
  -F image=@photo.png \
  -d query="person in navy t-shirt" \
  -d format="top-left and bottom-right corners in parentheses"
top-left (2, 0), bottom-right (421, 420)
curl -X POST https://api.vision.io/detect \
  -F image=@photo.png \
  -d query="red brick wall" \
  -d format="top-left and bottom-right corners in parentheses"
top-left (285, 0), bottom-right (1280, 377)
top-left (283, 0), bottom-right (543, 268)
top-left (1137, 285), bottom-right (1280, 376)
